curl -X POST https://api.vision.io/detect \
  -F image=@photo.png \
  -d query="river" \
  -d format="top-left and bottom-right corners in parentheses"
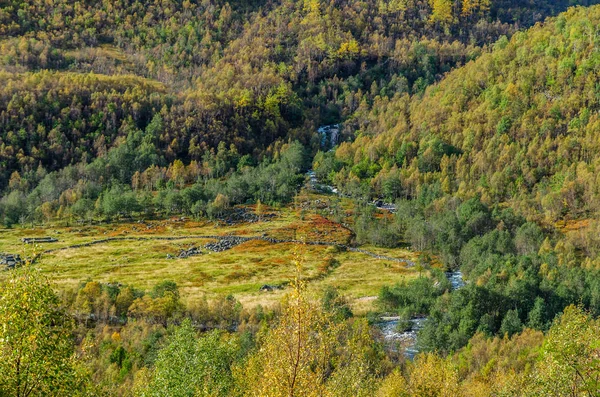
top-left (311, 124), bottom-right (458, 359)
top-left (378, 270), bottom-right (464, 360)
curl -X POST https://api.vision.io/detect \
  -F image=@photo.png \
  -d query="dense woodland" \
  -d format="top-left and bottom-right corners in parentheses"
top-left (4, 0), bottom-right (600, 396)
top-left (314, 4), bottom-right (600, 360)
top-left (3, 266), bottom-right (600, 396)
top-left (2, 0), bottom-right (596, 217)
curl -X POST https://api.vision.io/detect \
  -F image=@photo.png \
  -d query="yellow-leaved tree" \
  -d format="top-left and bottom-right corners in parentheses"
top-left (429, 0), bottom-right (454, 24)
top-left (376, 353), bottom-right (460, 396)
top-left (0, 266), bottom-right (89, 396)
top-left (239, 266), bottom-right (339, 397)
top-left (237, 253), bottom-right (383, 397)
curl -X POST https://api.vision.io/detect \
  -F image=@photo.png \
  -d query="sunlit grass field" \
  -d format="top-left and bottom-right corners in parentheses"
top-left (0, 196), bottom-right (420, 312)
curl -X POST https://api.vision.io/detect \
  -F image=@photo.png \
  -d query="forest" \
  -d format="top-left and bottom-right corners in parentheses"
top-left (4, 0), bottom-right (600, 396)
top-left (3, 265), bottom-right (600, 396)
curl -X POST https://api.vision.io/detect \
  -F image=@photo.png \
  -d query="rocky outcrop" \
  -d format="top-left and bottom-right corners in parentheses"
top-left (169, 247), bottom-right (204, 259)
top-left (218, 208), bottom-right (275, 226)
top-left (259, 284), bottom-right (284, 292)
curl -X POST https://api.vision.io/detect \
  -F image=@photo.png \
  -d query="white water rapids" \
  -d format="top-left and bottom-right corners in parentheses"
top-left (378, 271), bottom-right (465, 360)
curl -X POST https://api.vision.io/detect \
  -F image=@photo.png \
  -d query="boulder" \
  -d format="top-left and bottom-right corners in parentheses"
top-left (259, 284), bottom-right (284, 292)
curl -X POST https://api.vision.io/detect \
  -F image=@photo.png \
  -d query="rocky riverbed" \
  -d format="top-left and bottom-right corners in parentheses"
top-left (318, 124), bottom-right (339, 149)
top-left (378, 317), bottom-right (427, 360)
top-left (378, 271), bottom-right (464, 359)
top-left (307, 170), bottom-right (339, 194)
top-left (446, 270), bottom-right (465, 290)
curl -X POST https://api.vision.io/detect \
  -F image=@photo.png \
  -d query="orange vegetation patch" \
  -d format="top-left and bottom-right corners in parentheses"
top-left (231, 239), bottom-right (273, 252)
top-left (269, 214), bottom-right (352, 244)
top-left (427, 255), bottom-right (445, 269)
top-left (270, 258), bottom-right (288, 265)
top-left (106, 227), bottom-right (130, 237)
top-left (183, 220), bottom-right (208, 229)
top-left (556, 219), bottom-right (590, 232)
top-left (231, 228), bottom-right (252, 236)
top-left (388, 263), bottom-right (412, 274)
top-left (224, 269), bottom-right (258, 281)
top-left (374, 211), bottom-right (394, 220)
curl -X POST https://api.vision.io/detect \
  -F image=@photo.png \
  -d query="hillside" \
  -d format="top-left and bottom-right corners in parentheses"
top-left (5, 2), bottom-right (600, 397)
top-left (331, 5), bottom-right (600, 224)
top-left (309, 3), bottom-right (600, 354)
top-left (1, 0), bottom-right (596, 208)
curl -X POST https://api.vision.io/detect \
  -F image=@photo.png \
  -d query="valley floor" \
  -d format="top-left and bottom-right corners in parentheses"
top-left (0, 192), bottom-right (420, 313)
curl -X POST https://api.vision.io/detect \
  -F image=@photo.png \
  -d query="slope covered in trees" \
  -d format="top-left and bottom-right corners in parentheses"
top-left (4, 267), bottom-right (600, 396)
top-left (1, 0), bottom-right (597, 224)
top-left (309, 4), bottom-right (600, 357)
top-left (328, 5), bottom-right (600, 221)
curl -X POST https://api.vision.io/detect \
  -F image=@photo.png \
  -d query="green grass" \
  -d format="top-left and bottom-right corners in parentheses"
top-left (0, 199), bottom-right (420, 311)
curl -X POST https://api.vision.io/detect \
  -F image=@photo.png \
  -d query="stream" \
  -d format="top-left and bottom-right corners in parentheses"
top-left (312, 124), bottom-right (457, 359)
top-left (377, 271), bottom-right (464, 360)
top-left (311, 124), bottom-right (398, 211)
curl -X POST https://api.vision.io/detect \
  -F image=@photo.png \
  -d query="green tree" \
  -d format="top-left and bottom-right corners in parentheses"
top-left (136, 319), bottom-right (237, 397)
top-left (527, 297), bottom-right (547, 330)
top-left (524, 306), bottom-right (600, 396)
top-left (500, 309), bottom-right (522, 337)
top-left (151, 280), bottom-right (180, 299)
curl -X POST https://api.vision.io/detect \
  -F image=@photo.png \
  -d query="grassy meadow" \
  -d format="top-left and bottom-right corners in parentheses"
top-left (0, 195), bottom-right (420, 312)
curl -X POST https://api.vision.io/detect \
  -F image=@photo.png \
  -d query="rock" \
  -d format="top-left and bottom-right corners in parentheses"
top-left (167, 245), bottom-right (206, 259)
top-left (177, 247), bottom-right (203, 258)
top-left (22, 237), bottom-right (59, 244)
top-left (215, 207), bottom-right (275, 225)
top-left (203, 236), bottom-right (249, 252)
top-left (1, 253), bottom-right (23, 270)
top-left (260, 284), bottom-right (284, 292)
